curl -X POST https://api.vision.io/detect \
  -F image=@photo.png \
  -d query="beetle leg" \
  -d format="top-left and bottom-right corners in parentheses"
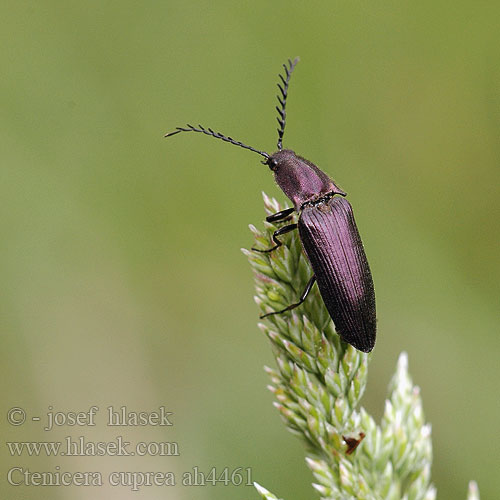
top-left (265, 207), bottom-right (295, 223)
top-left (261, 275), bottom-right (316, 318)
top-left (252, 223), bottom-right (297, 253)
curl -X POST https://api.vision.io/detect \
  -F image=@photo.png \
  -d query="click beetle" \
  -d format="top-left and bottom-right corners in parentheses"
top-left (165, 58), bottom-right (376, 352)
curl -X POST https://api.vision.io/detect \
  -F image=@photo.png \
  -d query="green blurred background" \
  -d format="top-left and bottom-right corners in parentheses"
top-left (1, 1), bottom-right (499, 499)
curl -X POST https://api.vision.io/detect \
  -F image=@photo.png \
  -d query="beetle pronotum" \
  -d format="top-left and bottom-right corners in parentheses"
top-left (165, 58), bottom-right (376, 352)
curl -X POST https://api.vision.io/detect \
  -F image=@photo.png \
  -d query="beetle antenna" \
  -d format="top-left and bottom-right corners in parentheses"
top-left (276, 57), bottom-right (299, 151)
top-left (165, 124), bottom-right (269, 159)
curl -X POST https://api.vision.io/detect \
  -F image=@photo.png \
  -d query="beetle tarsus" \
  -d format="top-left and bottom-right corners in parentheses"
top-left (261, 275), bottom-right (317, 318)
top-left (251, 223), bottom-right (297, 253)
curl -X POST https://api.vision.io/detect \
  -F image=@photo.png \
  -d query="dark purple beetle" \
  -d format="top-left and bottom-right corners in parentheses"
top-left (165, 58), bottom-right (376, 352)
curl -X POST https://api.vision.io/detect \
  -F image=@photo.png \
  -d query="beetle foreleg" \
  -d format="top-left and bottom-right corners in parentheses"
top-left (265, 207), bottom-right (295, 223)
top-left (260, 275), bottom-right (316, 318)
top-left (252, 223), bottom-right (297, 253)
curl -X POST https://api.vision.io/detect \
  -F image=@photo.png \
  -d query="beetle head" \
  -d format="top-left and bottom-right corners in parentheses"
top-left (265, 150), bottom-right (346, 209)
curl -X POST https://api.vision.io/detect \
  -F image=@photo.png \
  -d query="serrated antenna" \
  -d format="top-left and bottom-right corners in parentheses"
top-left (276, 57), bottom-right (299, 151)
top-left (164, 124), bottom-right (269, 159)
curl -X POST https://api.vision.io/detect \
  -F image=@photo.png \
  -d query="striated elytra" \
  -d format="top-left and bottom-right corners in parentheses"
top-left (165, 58), bottom-right (376, 352)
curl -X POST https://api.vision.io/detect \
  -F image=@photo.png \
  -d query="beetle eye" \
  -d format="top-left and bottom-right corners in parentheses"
top-left (267, 158), bottom-right (278, 171)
